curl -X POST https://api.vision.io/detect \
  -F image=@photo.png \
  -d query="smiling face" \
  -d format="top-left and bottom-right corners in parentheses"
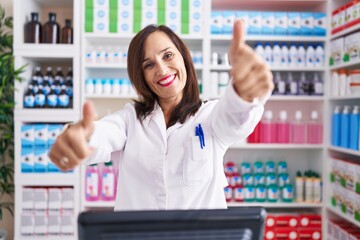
top-left (142, 31), bottom-right (187, 108)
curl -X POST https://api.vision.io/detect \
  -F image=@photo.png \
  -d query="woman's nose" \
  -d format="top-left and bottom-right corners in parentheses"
top-left (156, 61), bottom-right (168, 76)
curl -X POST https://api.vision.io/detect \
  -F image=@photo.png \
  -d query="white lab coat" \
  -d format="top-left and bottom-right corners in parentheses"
top-left (87, 84), bottom-right (267, 210)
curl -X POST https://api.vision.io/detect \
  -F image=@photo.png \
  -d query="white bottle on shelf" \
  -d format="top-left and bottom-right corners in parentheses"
top-left (264, 43), bottom-right (273, 65)
top-left (306, 44), bottom-right (315, 68)
top-left (272, 43), bottom-right (281, 66)
top-left (255, 43), bottom-right (265, 60)
top-left (297, 44), bottom-right (306, 67)
top-left (280, 44), bottom-right (289, 67)
top-left (315, 44), bottom-right (324, 67)
top-left (331, 71), bottom-right (340, 96)
top-left (289, 43), bottom-right (298, 67)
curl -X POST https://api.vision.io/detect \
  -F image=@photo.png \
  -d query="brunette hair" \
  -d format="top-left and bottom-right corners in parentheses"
top-left (127, 25), bottom-right (202, 127)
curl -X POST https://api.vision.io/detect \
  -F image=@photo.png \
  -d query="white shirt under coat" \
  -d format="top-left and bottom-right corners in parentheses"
top-left (86, 84), bottom-right (267, 211)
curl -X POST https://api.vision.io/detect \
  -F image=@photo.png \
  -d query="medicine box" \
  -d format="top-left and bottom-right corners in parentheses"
top-left (248, 11), bottom-right (262, 35)
top-left (211, 11), bottom-right (223, 34)
top-left (22, 188), bottom-right (34, 211)
top-left (34, 211), bottom-right (47, 236)
top-left (313, 12), bottom-right (326, 36)
top-left (48, 124), bottom-right (63, 148)
top-left (118, 9), bottom-right (133, 34)
top-left (34, 147), bottom-right (48, 173)
top-left (287, 12), bottom-right (301, 35)
top-left (21, 124), bottom-right (34, 148)
top-left (222, 11), bottom-right (235, 34)
top-left (34, 188), bottom-right (48, 211)
top-left (21, 147), bottom-right (34, 173)
top-left (20, 213), bottom-right (34, 237)
top-left (300, 12), bottom-right (314, 36)
top-left (330, 37), bottom-right (344, 66)
top-left (274, 12), bottom-right (287, 35)
top-left (34, 124), bottom-right (48, 148)
top-left (262, 12), bottom-right (275, 35)
top-left (48, 188), bottom-right (62, 211)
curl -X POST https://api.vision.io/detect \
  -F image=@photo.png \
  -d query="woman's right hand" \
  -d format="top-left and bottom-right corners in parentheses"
top-left (48, 101), bottom-right (96, 171)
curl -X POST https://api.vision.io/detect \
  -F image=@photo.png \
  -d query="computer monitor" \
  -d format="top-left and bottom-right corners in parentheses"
top-left (78, 207), bottom-right (266, 240)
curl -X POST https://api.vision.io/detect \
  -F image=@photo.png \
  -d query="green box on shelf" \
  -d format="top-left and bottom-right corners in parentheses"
top-left (109, 0), bottom-right (117, 10)
top-left (331, 197), bottom-right (336, 207)
top-left (85, 21), bottom-right (93, 33)
top-left (85, 0), bottom-right (94, 9)
top-left (341, 203), bottom-right (347, 214)
top-left (355, 210), bottom-right (360, 222)
top-left (85, 8), bottom-right (94, 21)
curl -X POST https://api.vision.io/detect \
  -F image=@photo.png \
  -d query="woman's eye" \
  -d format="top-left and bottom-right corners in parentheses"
top-left (164, 52), bottom-right (173, 60)
top-left (144, 62), bottom-right (154, 69)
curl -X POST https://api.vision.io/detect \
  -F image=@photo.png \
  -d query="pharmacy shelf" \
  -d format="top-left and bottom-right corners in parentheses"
top-left (228, 202), bottom-right (323, 208)
top-left (269, 95), bottom-right (325, 101)
top-left (14, 109), bottom-right (80, 122)
top-left (83, 201), bottom-right (115, 208)
top-left (329, 95), bottom-right (360, 100)
top-left (15, 173), bottom-right (78, 186)
top-left (84, 63), bottom-right (203, 70)
top-left (14, 44), bottom-right (76, 58)
top-left (84, 32), bottom-right (203, 41)
top-left (16, 237), bottom-right (75, 240)
top-left (329, 59), bottom-right (360, 70)
top-left (210, 65), bottom-right (325, 72)
top-left (330, 23), bottom-right (360, 40)
top-left (86, 94), bottom-right (138, 99)
top-left (211, 35), bottom-right (327, 42)
top-left (327, 205), bottom-right (360, 228)
top-left (328, 146), bottom-right (360, 157)
top-left (230, 143), bottom-right (324, 149)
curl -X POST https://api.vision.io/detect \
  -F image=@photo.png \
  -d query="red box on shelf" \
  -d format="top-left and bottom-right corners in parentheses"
top-left (264, 229), bottom-right (276, 240)
top-left (275, 227), bottom-right (298, 240)
top-left (266, 215), bottom-right (276, 229)
top-left (276, 215), bottom-right (299, 228)
top-left (299, 214), bottom-right (321, 228)
top-left (298, 228), bottom-right (322, 240)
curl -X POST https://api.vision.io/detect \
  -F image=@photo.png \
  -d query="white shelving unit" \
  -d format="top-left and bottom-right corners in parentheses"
top-left (13, 0), bottom-right (81, 239)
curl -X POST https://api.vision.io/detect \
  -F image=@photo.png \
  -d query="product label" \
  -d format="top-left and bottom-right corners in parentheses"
top-left (35, 94), bottom-right (45, 107)
top-left (234, 187), bottom-right (244, 201)
top-left (24, 96), bottom-right (35, 108)
top-left (315, 82), bottom-right (324, 94)
top-left (244, 185), bottom-right (255, 200)
top-left (46, 94), bottom-right (58, 107)
top-left (102, 172), bottom-right (115, 198)
top-left (86, 172), bottom-right (99, 197)
top-left (58, 94), bottom-right (70, 107)
top-left (267, 186), bottom-right (278, 200)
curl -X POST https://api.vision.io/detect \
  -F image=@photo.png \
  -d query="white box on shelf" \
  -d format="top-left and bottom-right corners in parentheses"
top-left (262, 12), bottom-right (275, 35)
top-left (48, 188), bottom-right (62, 211)
top-left (20, 212), bottom-right (34, 237)
top-left (119, 0), bottom-right (134, 9)
top-left (21, 147), bottom-right (34, 173)
top-left (61, 212), bottom-right (75, 235)
top-left (34, 211), bottom-right (47, 236)
top-left (313, 12), bottom-right (326, 36)
top-left (48, 211), bottom-right (61, 236)
top-left (142, 0), bottom-right (157, 9)
top-left (249, 11), bottom-right (262, 35)
top-left (94, 0), bottom-right (109, 9)
top-left (34, 188), bottom-right (48, 211)
top-left (274, 12), bottom-right (287, 35)
top-left (288, 12), bottom-right (301, 35)
top-left (22, 188), bottom-right (34, 211)
top-left (141, 9), bottom-right (157, 28)
top-left (47, 124), bottom-right (63, 147)
top-left (330, 37), bottom-right (344, 66)
top-left (34, 147), bottom-right (48, 173)
top-left (118, 8), bottom-right (133, 34)
top-left (166, 0), bottom-right (180, 9)
top-left (211, 11), bottom-right (223, 34)
top-left (21, 124), bottom-right (34, 148)
top-left (166, 9), bottom-right (181, 34)
top-left (222, 11), bottom-right (235, 34)
top-left (236, 11), bottom-right (249, 34)
top-left (62, 188), bottom-right (75, 210)
top-left (345, 32), bottom-right (360, 63)
top-left (331, 6), bottom-right (345, 33)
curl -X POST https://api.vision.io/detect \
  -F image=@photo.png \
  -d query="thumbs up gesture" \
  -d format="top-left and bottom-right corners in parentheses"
top-left (49, 101), bottom-right (96, 171)
top-left (228, 20), bottom-right (274, 102)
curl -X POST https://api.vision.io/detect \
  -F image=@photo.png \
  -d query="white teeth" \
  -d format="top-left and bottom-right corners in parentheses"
top-left (159, 75), bottom-right (175, 85)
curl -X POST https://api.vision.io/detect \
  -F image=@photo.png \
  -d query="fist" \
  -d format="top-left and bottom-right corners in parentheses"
top-left (228, 20), bottom-right (274, 102)
top-left (48, 101), bottom-right (96, 171)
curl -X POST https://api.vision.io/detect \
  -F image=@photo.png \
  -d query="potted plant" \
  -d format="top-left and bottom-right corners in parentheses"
top-left (0, 4), bottom-right (25, 239)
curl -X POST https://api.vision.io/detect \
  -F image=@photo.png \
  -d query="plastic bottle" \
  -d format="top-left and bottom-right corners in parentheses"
top-left (42, 12), bottom-right (60, 44)
top-left (289, 43), bottom-right (298, 67)
top-left (32, 66), bottom-right (43, 86)
top-left (350, 106), bottom-right (360, 150)
top-left (46, 85), bottom-right (58, 108)
top-left (65, 67), bottom-right (73, 97)
top-left (261, 110), bottom-right (276, 143)
top-left (286, 72), bottom-right (298, 95)
top-left (331, 106), bottom-right (341, 147)
top-left (331, 71), bottom-right (340, 96)
top-left (291, 110), bottom-right (306, 144)
top-left (34, 85), bottom-right (46, 108)
top-left (24, 12), bottom-right (42, 43)
top-left (276, 110), bottom-right (290, 143)
top-left (24, 85), bottom-right (35, 108)
top-left (340, 106), bottom-right (351, 148)
top-left (101, 161), bottom-right (116, 201)
top-left (339, 69), bottom-right (347, 96)
top-left (85, 164), bottom-right (101, 201)
top-left (44, 67), bottom-right (54, 85)
top-left (311, 73), bottom-right (324, 96)
top-left (272, 43), bottom-right (281, 66)
top-left (315, 44), bottom-right (324, 67)
top-left (313, 173), bottom-right (322, 203)
top-left (54, 67), bottom-right (65, 86)
top-left (307, 110), bottom-right (323, 144)
top-left (280, 44), bottom-right (289, 66)
top-left (255, 43), bottom-right (265, 60)
top-left (304, 171), bottom-right (313, 202)
top-left (297, 44), bottom-right (306, 67)
top-left (295, 171), bottom-right (304, 202)
top-left (298, 72), bottom-right (309, 95)
top-left (264, 43), bottom-right (273, 65)
top-left (305, 44), bottom-right (315, 67)
top-left (233, 183), bottom-right (244, 202)
top-left (61, 19), bottom-right (73, 44)
top-left (274, 72), bottom-right (286, 95)
top-left (58, 85), bottom-right (70, 108)
top-left (85, 78), bottom-right (94, 94)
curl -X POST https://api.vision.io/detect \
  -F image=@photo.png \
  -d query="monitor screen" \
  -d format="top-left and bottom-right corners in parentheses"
top-left (78, 207), bottom-right (266, 240)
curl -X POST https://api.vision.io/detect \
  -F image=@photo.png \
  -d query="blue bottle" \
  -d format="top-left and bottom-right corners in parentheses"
top-left (24, 85), bottom-right (35, 108)
top-left (331, 106), bottom-right (341, 146)
top-left (340, 106), bottom-right (351, 149)
top-left (350, 106), bottom-right (360, 150)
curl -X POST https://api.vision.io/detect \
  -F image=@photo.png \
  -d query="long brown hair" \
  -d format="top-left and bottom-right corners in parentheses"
top-left (127, 25), bottom-right (202, 127)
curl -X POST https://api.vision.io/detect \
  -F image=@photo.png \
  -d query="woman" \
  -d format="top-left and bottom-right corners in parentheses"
top-left (49, 20), bottom-right (273, 210)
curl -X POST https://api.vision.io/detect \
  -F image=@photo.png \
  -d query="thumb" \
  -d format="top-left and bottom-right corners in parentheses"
top-left (231, 19), bottom-right (246, 48)
top-left (81, 101), bottom-right (96, 134)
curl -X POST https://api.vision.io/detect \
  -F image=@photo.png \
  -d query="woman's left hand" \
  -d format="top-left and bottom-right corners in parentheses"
top-left (228, 20), bottom-right (274, 103)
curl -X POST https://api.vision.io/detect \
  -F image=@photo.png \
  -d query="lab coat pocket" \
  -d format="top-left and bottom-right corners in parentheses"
top-left (183, 133), bottom-right (213, 185)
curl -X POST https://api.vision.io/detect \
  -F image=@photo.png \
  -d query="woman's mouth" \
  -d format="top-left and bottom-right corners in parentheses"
top-left (158, 74), bottom-right (176, 87)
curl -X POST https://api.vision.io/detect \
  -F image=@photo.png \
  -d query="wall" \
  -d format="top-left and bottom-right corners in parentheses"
top-left (0, 0), bottom-right (15, 239)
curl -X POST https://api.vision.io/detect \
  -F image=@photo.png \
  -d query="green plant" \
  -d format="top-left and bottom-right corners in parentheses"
top-left (0, 5), bottom-right (25, 220)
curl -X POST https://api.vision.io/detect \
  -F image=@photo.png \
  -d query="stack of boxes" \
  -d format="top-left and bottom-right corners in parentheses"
top-left (85, 0), bottom-right (203, 35)
top-left (331, 0), bottom-right (360, 35)
top-left (330, 158), bottom-right (360, 224)
top-left (20, 187), bottom-right (75, 237)
top-left (211, 11), bottom-right (326, 36)
top-left (330, 31), bottom-right (360, 66)
top-left (327, 218), bottom-right (360, 240)
top-left (21, 123), bottom-right (66, 173)
top-left (264, 214), bottom-right (322, 240)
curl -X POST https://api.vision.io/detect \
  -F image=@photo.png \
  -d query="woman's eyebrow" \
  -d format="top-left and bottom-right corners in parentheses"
top-left (143, 47), bottom-right (172, 63)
